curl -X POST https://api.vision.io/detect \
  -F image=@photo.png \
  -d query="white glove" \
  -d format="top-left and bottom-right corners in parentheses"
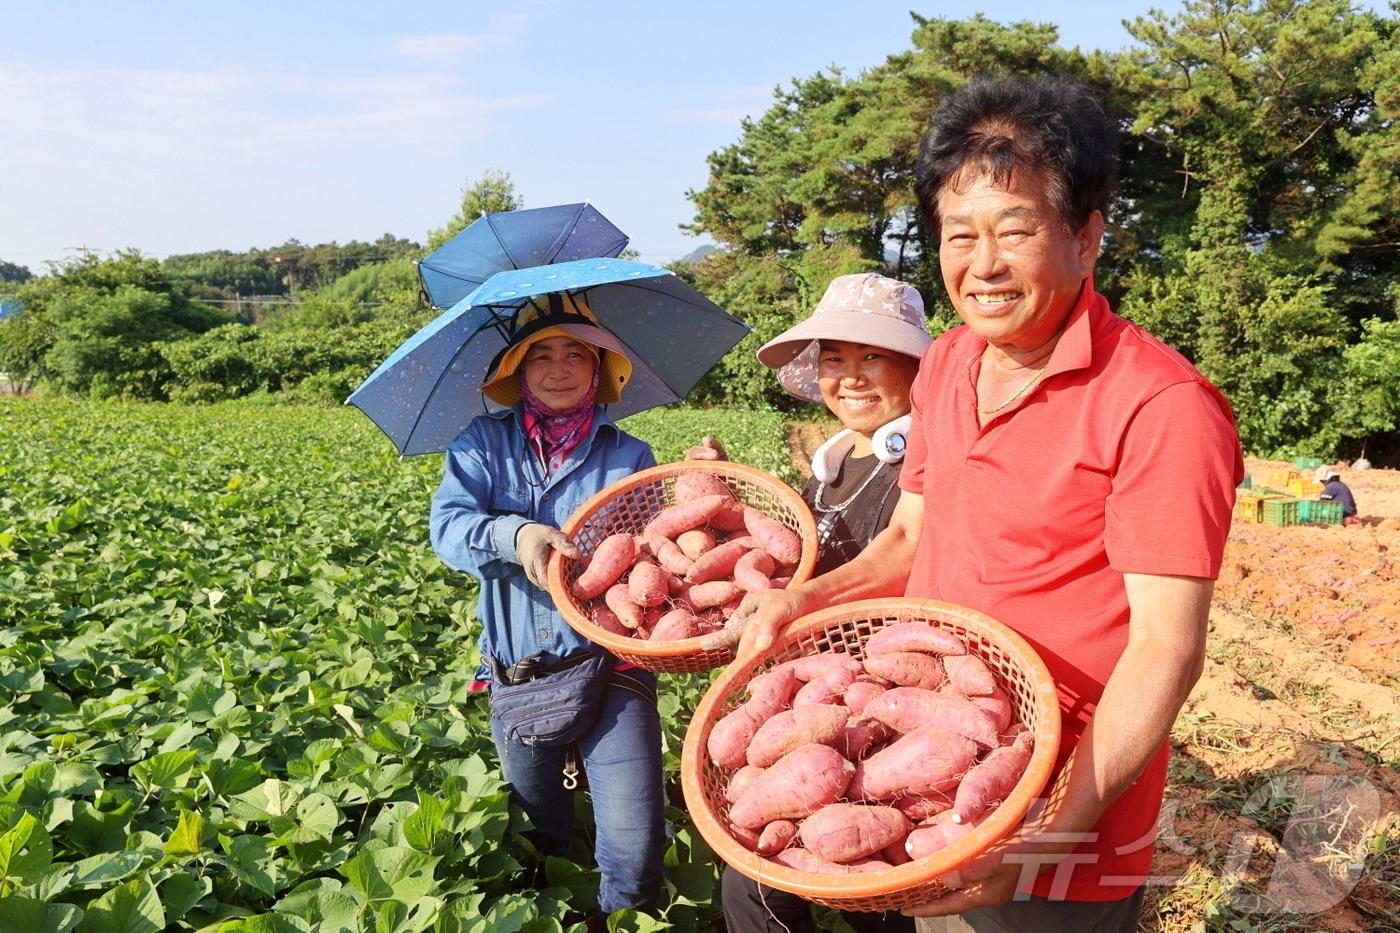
top-left (514, 522), bottom-right (580, 589)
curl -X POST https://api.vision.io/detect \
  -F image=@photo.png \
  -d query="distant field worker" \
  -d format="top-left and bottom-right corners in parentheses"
top-left (1316, 466), bottom-right (1361, 525)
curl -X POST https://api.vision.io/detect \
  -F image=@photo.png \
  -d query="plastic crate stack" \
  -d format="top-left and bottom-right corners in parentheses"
top-left (1293, 456), bottom-right (1325, 470)
top-left (1234, 484), bottom-right (1291, 524)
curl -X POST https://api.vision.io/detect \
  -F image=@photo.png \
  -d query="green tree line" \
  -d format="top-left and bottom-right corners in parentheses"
top-left (3, 1), bottom-right (1397, 462)
top-left (679, 0), bottom-right (1399, 463)
top-left (0, 174), bottom-right (521, 401)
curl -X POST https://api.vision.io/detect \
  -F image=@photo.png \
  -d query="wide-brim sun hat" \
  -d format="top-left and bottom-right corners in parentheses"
top-left (481, 296), bottom-right (633, 407)
top-left (757, 272), bottom-right (932, 403)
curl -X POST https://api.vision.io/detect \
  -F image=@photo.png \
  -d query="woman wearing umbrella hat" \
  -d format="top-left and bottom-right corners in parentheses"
top-left (429, 295), bottom-right (665, 920)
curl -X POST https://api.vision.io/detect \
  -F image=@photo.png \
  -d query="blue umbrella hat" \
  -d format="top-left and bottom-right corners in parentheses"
top-left (348, 258), bottom-right (751, 456)
top-left (417, 202), bottom-right (629, 311)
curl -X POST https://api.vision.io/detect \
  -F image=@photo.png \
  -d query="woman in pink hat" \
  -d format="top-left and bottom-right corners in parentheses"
top-left (696, 272), bottom-right (931, 933)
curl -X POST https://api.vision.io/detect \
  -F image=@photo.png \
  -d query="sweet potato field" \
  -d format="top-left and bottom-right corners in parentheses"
top-left (2, 399), bottom-right (1397, 932)
top-left (0, 399), bottom-right (797, 932)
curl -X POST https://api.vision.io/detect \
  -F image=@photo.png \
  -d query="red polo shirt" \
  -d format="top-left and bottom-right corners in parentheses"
top-left (900, 284), bottom-right (1242, 901)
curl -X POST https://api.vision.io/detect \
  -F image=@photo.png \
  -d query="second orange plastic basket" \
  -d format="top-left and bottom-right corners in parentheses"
top-left (681, 598), bottom-right (1061, 911)
top-left (546, 460), bottom-right (818, 673)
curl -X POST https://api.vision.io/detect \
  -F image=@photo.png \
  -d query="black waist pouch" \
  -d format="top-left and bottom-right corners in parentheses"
top-left (490, 651), bottom-right (613, 747)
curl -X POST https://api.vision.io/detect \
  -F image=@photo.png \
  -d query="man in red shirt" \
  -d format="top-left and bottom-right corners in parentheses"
top-left (736, 74), bottom-right (1242, 931)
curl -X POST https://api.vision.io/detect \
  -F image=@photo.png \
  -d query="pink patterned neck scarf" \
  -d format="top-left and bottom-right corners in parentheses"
top-left (519, 370), bottom-right (600, 475)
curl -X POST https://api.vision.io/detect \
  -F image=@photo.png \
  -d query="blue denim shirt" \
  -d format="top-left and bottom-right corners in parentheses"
top-left (429, 404), bottom-right (656, 670)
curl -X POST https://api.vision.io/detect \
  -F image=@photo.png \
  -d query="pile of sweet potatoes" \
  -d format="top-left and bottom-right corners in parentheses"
top-left (568, 470), bottom-right (803, 641)
top-left (707, 623), bottom-right (1034, 876)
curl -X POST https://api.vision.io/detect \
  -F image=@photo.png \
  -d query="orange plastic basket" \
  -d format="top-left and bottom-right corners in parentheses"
top-left (680, 598), bottom-right (1061, 912)
top-left (546, 461), bottom-right (818, 673)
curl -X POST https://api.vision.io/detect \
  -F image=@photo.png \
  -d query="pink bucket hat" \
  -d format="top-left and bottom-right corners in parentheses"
top-left (757, 272), bottom-right (932, 403)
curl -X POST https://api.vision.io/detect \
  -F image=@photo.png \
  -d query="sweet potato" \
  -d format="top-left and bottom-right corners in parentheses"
top-left (729, 822), bottom-right (762, 852)
top-left (688, 580), bottom-right (742, 609)
top-left (866, 623), bottom-right (967, 658)
top-left (638, 532), bottom-right (693, 577)
top-left (747, 704), bottom-right (850, 767)
top-left (725, 764), bottom-right (766, 804)
top-left (720, 534), bottom-right (760, 549)
top-left (770, 849), bottom-right (892, 874)
top-left (792, 667), bottom-right (860, 707)
top-left (733, 549), bottom-right (777, 593)
top-left (843, 680), bottom-right (888, 716)
top-left (892, 792), bottom-right (952, 822)
top-left (649, 607), bottom-right (701, 641)
top-left (706, 667), bottom-right (800, 768)
top-left (847, 727), bottom-right (977, 802)
top-left (644, 495), bottom-right (728, 538)
top-left (728, 744), bottom-right (854, 829)
top-left (756, 820), bottom-right (799, 856)
top-left (861, 687), bottom-right (1000, 748)
top-left (972, 689), bottom-right (1014, 733)
top-left (685, 539), bottom-right (752, 585)
top-left (743, 506), bottom-right (801, 565)
top-left (999, 722), bottom-right (1030, 744)
top-left (639, 605), bottom-right (662, 638)
top-left (944, 654), bottom-right (997, 696)
top-left (590, 604), bottom-right (630, 636)
top-left (627, 560), bottom-right (667, 607)
top-left (862, 651), bottom-right (946, 690)
top-left (770, 848), bottom-right (859, 874)
top-left (710, 500), bottom-right (748, 532)
top-left (904, 810), bottom-right (980, 861)
top-left (749, 666), bottom-right (803, 709)
top-left (799, 804), bottom-right (912, 863)
top-left (771, 654), bottom-right (864, 683)
top-left (676, 528), bottom-right (717, 562)
top-left (953, 730), bottom-right (1033, 823)
top-left (883, 839), bottom-right (912, 866)
top-left (675, 471), bottom-right (735, 504)
top-left (836, 719), bottom-right (893, 762)
top-left (604, 583), bottom-right (644, 630)
top-left (572, 534), bottom-right (635, 600)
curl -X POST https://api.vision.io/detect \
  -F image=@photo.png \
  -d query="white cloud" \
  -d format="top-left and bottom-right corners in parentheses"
top-left (388, 14), bottom-right (531, 63)
top-left (0, 64), bottom-right (546, 167)
top-left (0, 61), bottom-right (549, 270)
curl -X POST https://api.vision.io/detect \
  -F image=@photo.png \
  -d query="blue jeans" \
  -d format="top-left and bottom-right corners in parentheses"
top-left (490, 671), bottom-right (666, 916)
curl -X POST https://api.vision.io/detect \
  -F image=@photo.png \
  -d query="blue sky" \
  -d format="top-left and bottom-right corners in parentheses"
top-left (3, 1), bottom-right (1180, 276)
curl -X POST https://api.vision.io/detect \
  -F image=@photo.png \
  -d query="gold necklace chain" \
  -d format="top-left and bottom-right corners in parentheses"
top-left (977, 367), bottom-right (1046, 415)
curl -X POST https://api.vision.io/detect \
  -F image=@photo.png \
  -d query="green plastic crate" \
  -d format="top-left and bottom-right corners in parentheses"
top-left (1261, 498), bottom-right (1303, 527)
top-left (1298, 499), bottom-right (1343, 525)
top-left (1294, 457), bottom-right (1324, 470)
top-left (1237, 474), bottom-right (1253, 490)
top-left (1239, 486), bottom-right (1289, 499)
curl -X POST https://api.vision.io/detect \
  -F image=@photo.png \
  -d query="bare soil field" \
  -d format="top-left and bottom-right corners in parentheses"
top-left (788, 426), bottom-right (1400, 930)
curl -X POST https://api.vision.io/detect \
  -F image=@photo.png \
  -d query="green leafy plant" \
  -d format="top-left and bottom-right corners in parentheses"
top-left (0, 398), bottom-right (796, 930)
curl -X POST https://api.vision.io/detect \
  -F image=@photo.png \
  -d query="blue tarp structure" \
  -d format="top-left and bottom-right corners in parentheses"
top-left (0, 299), bottom-right (20, 322)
